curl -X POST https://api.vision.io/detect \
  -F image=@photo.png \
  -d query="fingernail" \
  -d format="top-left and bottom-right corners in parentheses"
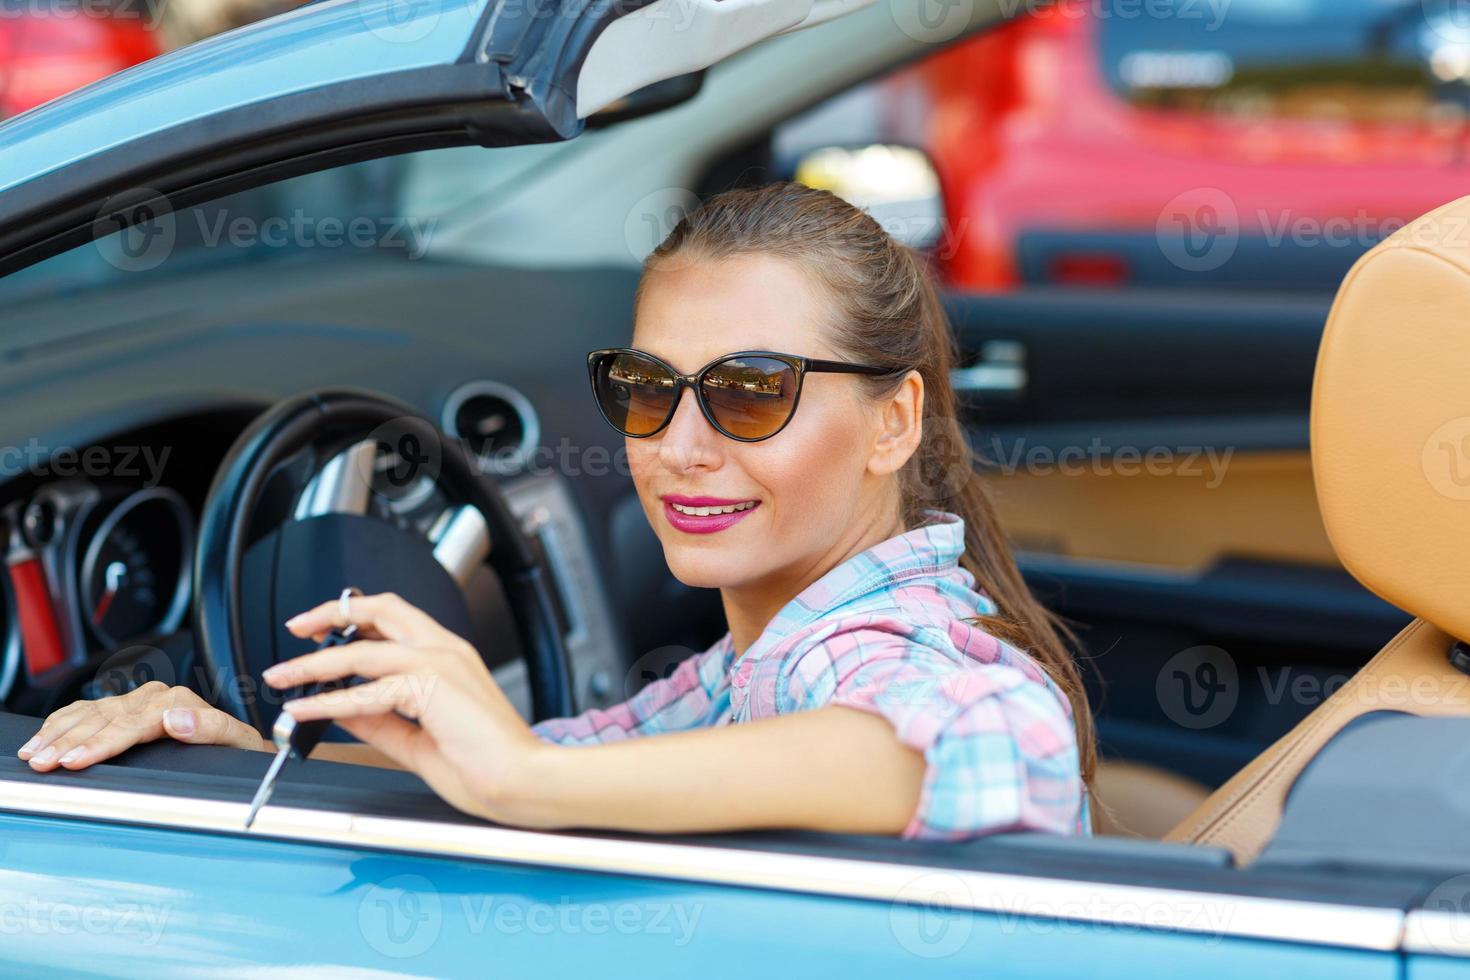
top-left (31, 746), bottom-right (57, 765)
top-left (281, 699), bottom-right (302, 715)
top-left (18, 738), bottom-right (39, 758)
top-left (262, 664), bottom-right (287, 685)
top-left (284, 614), bottom-right (305, 628)
top-left (58, 747), bottom-right (85, 765)
top-left (163, 708), bottom-right (196, 735)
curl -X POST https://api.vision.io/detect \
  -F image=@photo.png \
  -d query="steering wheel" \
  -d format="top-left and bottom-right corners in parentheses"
top-left (191, 388), bottom-right (573, 735)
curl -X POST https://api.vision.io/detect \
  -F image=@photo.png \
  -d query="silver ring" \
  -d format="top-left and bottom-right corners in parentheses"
top-left (339, 586), bottom-right (362, 625)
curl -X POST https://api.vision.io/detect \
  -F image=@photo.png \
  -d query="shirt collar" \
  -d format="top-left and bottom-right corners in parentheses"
top-left (752, 509), bottom-right (970, 646)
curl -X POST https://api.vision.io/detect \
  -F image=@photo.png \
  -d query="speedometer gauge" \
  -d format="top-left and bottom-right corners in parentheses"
top-left (79, 488), bottom-right (192, 648)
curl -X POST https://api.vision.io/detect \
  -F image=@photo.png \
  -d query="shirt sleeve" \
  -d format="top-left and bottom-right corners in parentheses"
top-left (779, 626), bottom-right (1083, 840)
top-left (529, 645), bottom-right (725, 746)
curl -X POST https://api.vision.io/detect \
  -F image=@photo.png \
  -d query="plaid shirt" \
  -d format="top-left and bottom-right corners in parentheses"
top-left (532, 511), bottom-right (1089, 840)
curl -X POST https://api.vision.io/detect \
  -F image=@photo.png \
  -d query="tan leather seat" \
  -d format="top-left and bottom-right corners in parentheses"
top-left (1094, 759), bottom-right (1209, 838)
top-left (1165, 194), bottom-right (1470, 864)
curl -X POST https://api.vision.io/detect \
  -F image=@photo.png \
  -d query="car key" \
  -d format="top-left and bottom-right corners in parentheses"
top-left (243, 622), bottom-right (365, 829)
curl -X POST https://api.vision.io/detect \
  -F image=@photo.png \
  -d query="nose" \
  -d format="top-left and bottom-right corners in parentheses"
top-left (656, 384), bottom-right (722, 473)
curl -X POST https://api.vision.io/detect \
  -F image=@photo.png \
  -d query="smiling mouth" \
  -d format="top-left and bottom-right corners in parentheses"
top-left (666, 500), bottom-right (758, 517)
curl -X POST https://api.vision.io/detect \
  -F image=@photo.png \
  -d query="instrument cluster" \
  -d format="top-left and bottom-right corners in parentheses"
top-left (0, 480), bottom-right (194, 705)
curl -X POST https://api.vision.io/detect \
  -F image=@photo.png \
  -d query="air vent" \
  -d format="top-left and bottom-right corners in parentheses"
top-left (441, 381), bottom-right (540, 475)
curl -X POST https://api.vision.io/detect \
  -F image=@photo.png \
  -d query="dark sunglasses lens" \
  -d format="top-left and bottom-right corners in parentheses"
top-left (591, 352), bottom-right (677, 436)
top-left (702, 356), bottom-right (798, 440)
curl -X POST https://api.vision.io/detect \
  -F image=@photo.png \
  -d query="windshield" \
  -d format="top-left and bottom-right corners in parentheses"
top-left (0, 141), bottom-right (575, 333)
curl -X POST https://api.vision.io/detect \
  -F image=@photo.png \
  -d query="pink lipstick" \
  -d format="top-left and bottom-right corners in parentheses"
top-left (661, 495), bottom-right (761, 535)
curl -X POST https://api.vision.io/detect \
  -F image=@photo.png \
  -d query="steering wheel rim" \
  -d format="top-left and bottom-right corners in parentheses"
top-left (192, 387), bottom-right (573, 733)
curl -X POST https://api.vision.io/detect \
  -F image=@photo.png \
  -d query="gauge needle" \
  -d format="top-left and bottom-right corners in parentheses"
top-left (91, 560), bottom-right (127, 624)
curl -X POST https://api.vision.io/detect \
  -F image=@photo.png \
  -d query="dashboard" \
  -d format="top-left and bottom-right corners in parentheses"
top-left (0, 388), bottom-right (631, 725)
top-left (0, 411), bottom-right (237, 715)
top-left (0, 251), bottom-right (735, 727)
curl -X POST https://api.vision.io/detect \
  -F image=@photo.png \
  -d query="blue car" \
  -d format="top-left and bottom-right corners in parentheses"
top-left (0, 0), bottom-right (1466, 975)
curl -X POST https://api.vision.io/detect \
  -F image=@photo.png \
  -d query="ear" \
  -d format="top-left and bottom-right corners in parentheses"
top-left (868, 371), bottom-right (924, 477)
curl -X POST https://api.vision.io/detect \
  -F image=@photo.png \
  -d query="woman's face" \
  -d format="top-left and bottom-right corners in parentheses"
top-left (628, 253), bottom-right (917, 593)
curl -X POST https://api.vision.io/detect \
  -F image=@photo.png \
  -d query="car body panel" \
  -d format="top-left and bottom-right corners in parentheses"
top-left (0, 0), bottom-right (485, 196)
top-left (0, 810), bottom-right (1403, 978)
top-left (915, 1), bottom-right (1470, 291)
top-left (1413, 958), bottom-right (1470, 980)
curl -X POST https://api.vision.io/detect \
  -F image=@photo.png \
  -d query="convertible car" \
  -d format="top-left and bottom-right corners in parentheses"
top-left (1, 0), bottom-right (1469, 975)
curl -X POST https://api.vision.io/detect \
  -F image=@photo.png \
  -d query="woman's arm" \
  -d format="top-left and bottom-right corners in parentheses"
top-left (514, 705), bottom-right (925, 834)
top-left (274, 592), bottom-right (927, 835)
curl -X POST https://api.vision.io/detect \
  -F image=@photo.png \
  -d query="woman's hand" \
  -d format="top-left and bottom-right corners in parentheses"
top-left (268, 592), bottom-right (548, 823)
top-left (17, 682), bottom-right (267, 771)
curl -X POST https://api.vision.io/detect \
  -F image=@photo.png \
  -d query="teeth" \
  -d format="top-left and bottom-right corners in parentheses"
top-left (669, 500), bottom-right (757, 517)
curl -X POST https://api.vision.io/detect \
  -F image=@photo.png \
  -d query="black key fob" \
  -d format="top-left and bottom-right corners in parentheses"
top-left (275, 625), bottom-right (366, 761)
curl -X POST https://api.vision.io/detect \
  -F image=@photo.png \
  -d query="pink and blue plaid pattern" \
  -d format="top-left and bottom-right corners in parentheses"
top-left (532, 510), bottom-right (1089, 840)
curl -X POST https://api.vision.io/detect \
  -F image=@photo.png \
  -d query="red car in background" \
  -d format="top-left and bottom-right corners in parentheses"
top-left (905, 0), bottom-right (1470, 291)
top-left (0, 1), bottom-right (162, 119)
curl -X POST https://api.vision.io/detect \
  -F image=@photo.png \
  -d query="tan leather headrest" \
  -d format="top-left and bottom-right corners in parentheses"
top-left (1314, 195), bottom-right (1470, 642)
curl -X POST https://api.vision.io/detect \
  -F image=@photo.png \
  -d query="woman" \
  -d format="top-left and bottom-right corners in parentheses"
top-left (18, 182), bottom-right (1095, 840)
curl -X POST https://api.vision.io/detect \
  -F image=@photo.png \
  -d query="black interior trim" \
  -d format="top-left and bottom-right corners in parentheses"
top-left (978, 414), bottom-right (1311, 457)
top-left (1020, 554), bottom-right (1411, 651)
top-left (946, 286), bottom-right (1330, 424)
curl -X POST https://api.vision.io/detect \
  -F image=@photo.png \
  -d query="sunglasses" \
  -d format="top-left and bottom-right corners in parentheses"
top-left (587, 348), bottom-right (901, 443)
